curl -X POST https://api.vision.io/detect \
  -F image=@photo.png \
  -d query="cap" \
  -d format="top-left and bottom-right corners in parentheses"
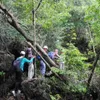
top-left (20, 51), bottom-right (25, 55)
top-left (43, 45), bottom-right (48, 49)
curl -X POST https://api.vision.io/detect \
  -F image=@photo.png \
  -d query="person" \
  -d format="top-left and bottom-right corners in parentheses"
top-left (47, 49), bottom-right (60, 76)
top-left (40, 45), bottom-right (48, 77)
top-left (48, 49), bottom-right (64, 69)
top-left (37, 45), bottom-right (48, 78)
top-left (54, 49), bottom-right (60, 58)
top-left (12, 51), bottom-right (35, 96)
top-left (48, 49), bottom-right (60, 62)
top-left (43, 45), bottom-right (48, 52)
top-left (54, 49), bottom-right (64, 69)
top-left (26, 47), bottom-right (35, 80)
top-left (59, 50), bottom-right (65, 70)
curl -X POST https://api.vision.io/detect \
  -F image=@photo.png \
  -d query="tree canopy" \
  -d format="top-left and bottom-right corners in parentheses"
top-left (0, 0), bottom-right (100, 99)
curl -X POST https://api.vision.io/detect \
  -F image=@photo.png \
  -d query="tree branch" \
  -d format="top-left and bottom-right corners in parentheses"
top-left (0, 3), bottom-right (58, 67)
top-left (0, 3), bottom-right (66, 83)
top-left (0, 4), bottom-right (33, 42)
top-left (26, 41), bottom-right (63, 81)
top-left (87, 54), bottom-right (99, 87)
top-left (32, 0), bottom-right (42, 14)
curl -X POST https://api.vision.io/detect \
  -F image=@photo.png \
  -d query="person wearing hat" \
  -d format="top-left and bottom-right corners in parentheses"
top-left (39, 45), bottom-right (48, 77)
top-left (43, 45), bottom-right (48, 52)
top-left (36, 45), bottom-right (48, 78)
top-left (12, 51), bottom-right (35, 96)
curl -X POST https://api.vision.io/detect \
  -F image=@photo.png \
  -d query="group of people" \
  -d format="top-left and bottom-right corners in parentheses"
top-left (11, 45), bottom-right (64, 96)
top-left (37, 46), bottom-right (64, 77)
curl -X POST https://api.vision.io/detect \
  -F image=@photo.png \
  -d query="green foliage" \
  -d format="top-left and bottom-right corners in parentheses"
top-left (51, 67), bottom-right (60, 73)
top-left (85, 0), bottom-right (100, 49)
top-left (49, 43), bottom-right (90, 94)
top-left (1, 0), bottom-right (100, 97)
top-left (50, 94), bottom-right (61, 100)
top-left (50, 95), bottom-right (56, 100)
top-left (56, 44), bottom-right (91, 92)
top-left (63, 44), bottom-right (90, 68)
top-left (0, 71), bottom-right (5, 76)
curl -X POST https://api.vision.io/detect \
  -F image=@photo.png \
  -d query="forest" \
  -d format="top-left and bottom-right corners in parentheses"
top-left (0, 0), bottom-right (100, 100)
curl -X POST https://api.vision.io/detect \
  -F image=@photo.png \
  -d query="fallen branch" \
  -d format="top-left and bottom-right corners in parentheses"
top-left (0, 4), bottom-right (63, 82)
top-left (0, 4), bottom-right (32, 42)
top-left (26, 41), bottom-right (63, 81)
top-left (0, 3), bottom-right (58, 67)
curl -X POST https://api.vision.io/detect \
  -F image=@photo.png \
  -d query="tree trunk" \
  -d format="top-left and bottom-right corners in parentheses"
top-left (87, 54), bottom-right (99, 87)
top-left (0, 4), bottom-right (58, 68)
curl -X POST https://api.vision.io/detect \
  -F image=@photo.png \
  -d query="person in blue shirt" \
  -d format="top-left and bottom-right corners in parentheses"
top-left (37, 45), bottom-right (48, 78)
top-left (12, 51), bottom-right (35, 96)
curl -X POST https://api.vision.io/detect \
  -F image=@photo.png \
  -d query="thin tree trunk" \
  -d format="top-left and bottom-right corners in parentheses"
top-left (87, 54), bottom-right (99, 87)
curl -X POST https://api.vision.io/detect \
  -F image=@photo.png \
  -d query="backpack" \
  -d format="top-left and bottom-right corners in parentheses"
top-left (48, 51), bottom-right (55, 59)
top-left (13, 58), bottom-right (22, 68)
top-left (37, 55), bottom-right (41, 60)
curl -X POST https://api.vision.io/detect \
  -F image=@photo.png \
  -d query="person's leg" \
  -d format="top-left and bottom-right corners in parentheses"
top-left (40, 60), bottom-right (46, 76)
top-left (62, 62), bottom-right (64, 70)
top-left (31, 63), bottom-right (34, 78)
top-left (15, 68), bottom-right (23, 93)
top-left (28, 63), bottom-right (34, 80)
top-left (60, 62), bottom-right (62, 69)
top-left (60, 62), bottom-right (64, 70)
top-left (28, 63), bottom-right (31, 80)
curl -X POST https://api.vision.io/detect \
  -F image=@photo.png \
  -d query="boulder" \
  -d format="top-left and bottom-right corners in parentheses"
top-left (0, 52), bottom-right (14, 72)
top-left (22, 78), bottom-right (51, 100)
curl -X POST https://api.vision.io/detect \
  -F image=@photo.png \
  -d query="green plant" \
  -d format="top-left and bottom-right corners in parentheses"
top-left (0, 71), bottom-right (5, 76)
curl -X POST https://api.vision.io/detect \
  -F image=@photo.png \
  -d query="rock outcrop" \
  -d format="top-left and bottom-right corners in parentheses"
top-left (22, 78), bottom-right (51, 100)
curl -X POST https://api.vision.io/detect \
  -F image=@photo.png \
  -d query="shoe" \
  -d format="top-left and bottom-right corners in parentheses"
top-left (11, 90), bottom-right (16, 97)
top-left (17, 90), bottom-right (21, 94)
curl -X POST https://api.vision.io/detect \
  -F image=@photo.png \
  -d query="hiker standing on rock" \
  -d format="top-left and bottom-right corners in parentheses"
top-left (26, 47), bottom-right (35, 80)
top-left (48, 49), bottom-right (64, 69)
top-left (40, 45), bottom-right (48, 76)
top-left (48, 49), bottom-right (60, 64)
top-left (12, 51), bottom-right (35, 96)
top-left (37, 45), bottom-right (48, 78)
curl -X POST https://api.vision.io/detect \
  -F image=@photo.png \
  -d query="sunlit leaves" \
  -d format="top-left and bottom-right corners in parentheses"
top-left (36, 0), bottom-right (70, 29)
top-left (59, 44), bottom-right (90, 92)
top-left (85, 0), bottom-right (100, 47)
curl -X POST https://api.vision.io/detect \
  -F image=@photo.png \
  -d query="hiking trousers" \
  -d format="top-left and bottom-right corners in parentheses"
top-left (28, 63), bottom-right (34, 80)
top-left (60, 62), bottom-right (64, 70)
top-left (15, 67), bottom-right (23, 93)
top-left (40, 60), bottom-right (46, 76)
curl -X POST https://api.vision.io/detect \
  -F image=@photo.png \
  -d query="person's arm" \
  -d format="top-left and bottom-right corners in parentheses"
top-left (56, 54), bottom-right (60, 58)
top-left (54, 53), bottom-right (60, 58)
top-left (24, 57), bottom-right (34, 63)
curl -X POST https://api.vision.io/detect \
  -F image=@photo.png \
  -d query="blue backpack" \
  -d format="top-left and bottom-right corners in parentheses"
top-left (48, 51), bottom-right (55, 59)
top-left (37, 55), bottom-right (41, 60)
top-left (13, 58), bottom-right (22, 67)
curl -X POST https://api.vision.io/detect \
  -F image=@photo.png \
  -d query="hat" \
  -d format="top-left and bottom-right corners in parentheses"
top-left (20, 51), bottom-right (25, 55)
top-left (43, 45), bottom-right (48, 49)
